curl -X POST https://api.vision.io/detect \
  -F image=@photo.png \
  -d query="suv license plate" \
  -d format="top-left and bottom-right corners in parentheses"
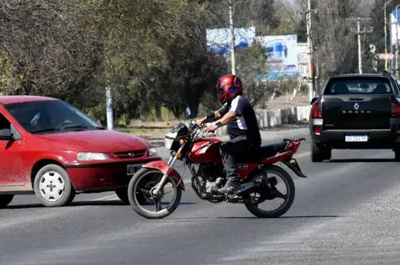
top-left (127, 164), bottom-right (143, 176)
top-left (345, 135), bottom-right (368, 142)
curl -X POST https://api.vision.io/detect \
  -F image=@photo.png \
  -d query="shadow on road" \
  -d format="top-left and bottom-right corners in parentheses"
top-left (5, 200), bottom-right (196, 209)
top-left (167, 215), bottom-right (341, 220)
top-left (329, 158), bottom-right (396, 163)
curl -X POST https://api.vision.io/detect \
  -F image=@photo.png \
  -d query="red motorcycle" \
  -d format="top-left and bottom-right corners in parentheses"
top-left (128, 121), bottom-right (307, 219)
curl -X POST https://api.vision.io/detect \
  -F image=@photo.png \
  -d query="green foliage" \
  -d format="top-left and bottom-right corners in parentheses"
top-left (0, 0), bottom-right (332, 125)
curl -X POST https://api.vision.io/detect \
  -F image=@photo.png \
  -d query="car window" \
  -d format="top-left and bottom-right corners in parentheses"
top-left (0, 114), bottom-right (10, 131)
top-left (4, 100), bottom-right (103, 134)
top-left (324, 78), bottom-right (394, 95)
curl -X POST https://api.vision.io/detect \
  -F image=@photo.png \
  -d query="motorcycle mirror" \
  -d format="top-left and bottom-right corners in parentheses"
top-left (185, 107), bottom-right (196, 119)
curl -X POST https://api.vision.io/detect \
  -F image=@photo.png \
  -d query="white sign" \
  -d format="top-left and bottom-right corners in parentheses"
top-left (206, 27), bottom-right (256, 55)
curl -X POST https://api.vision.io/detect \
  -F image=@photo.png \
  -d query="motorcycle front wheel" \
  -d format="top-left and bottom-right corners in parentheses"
top-left (244, 165), bottom-right (295, 218)
top-left (128, 168), bottom-right (182, 219)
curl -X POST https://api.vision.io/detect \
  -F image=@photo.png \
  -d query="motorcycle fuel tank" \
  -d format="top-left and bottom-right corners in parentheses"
top-left (188, 138), bottom-right (223, 164)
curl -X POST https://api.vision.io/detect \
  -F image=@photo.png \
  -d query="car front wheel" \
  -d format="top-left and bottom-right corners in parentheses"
top-left (34, 164), bottom-right (76, 207)
top-left (0, 195), bottom-right (14, 208)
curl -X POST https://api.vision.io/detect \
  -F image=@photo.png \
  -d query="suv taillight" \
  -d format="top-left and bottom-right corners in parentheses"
top-left (391, 99), bottom-right (400, 116)
top-left (312, 99), bottom-right (323, 119)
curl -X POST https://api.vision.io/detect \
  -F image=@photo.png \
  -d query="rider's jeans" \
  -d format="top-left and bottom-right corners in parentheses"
top-left (219, 136), bottom-right (258, 180)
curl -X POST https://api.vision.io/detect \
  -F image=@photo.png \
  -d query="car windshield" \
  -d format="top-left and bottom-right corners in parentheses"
top-left (4, 100), bottom-right (104, 134)
top-left (324, 78), bottom-right (394, 95)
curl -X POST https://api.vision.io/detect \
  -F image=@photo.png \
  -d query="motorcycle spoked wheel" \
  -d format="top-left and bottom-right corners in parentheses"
top-left (244, 165), bottom-right (295, 218)
top-left (128, 168), bottom-right (182, 219)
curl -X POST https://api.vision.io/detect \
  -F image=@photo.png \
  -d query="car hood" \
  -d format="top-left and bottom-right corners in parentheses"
top-left (36, 130), bottom-right (151, 153)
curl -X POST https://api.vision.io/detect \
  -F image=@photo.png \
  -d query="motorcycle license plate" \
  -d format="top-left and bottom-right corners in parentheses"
top-left (127, 164), bottom-right (143, 176)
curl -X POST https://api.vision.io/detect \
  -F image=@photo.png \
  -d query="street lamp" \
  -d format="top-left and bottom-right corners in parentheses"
top-left (229, 0), bottom-right (236, 75)
top-left (385, 0), bottom-right (394, 70)
top-left (395, 4), bottom-right (400, 77)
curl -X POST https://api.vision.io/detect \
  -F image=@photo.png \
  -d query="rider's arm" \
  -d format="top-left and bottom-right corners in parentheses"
top-left (196, 103), bottom-right (229, 125)
top-left (214, 96), bottom-right (242, 128)
top-left (214, 111), bottom-right (236, 128)
top-left (196, 110), bottom-right (221, 125)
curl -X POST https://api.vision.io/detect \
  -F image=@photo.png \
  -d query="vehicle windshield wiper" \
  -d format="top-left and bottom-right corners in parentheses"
top-left (30, 125), bottom-right (104, 134)
top-left (30, 128), bottom-right (63, 134)
top-left (61, 124), bottom-right (105, 130)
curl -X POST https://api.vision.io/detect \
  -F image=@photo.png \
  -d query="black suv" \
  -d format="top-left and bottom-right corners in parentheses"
top-left (309, 71), bottom-right (400, 162)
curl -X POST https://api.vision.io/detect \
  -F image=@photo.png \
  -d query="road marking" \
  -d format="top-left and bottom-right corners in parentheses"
top-left (294, 151), bottom-right (310, 158)
top-left (92, 195), bottom-right (118, 201)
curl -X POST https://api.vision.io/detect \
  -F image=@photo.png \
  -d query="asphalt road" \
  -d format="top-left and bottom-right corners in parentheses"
top-left (2, 128), bottom-right (400, 265)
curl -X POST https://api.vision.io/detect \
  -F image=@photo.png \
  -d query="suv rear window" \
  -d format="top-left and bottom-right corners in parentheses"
top-left (324, 78), bottom-right (393, 95)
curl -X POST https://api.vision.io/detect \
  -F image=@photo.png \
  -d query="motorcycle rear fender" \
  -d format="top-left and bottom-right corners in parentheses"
top-left (142, 160), bottom-right (185, 191)
top-left (282, 158), bottom-right (307, 178)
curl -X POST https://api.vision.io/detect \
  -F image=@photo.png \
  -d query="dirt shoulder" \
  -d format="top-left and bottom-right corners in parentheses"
top-left (116, 95), bottom-right (310, 142)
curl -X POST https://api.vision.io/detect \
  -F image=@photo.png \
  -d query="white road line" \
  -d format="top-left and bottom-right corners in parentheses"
top-left (92, 195), bottom-right (118, 201)
top-left (294, 151), bottom-right (311, 158)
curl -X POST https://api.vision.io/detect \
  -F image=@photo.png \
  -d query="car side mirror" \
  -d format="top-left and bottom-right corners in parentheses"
top-left (310, 97), bottom-right (318, 105)
top-left (185, 107), bottom-right (197, 119)
top-left (0, 128), bottom-right (12, 140)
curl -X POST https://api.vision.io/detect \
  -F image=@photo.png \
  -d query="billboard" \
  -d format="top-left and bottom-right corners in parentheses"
top-left (206, 27), bottom-right (299, 80)
top-left (206, 27), bottom-right (256, 54)
top-left (255, 35), bottom-right (299, 80)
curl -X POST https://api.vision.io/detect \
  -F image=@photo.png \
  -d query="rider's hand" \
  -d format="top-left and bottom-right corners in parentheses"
top-left (204, 124), bottom-right (218, 133)
top-left (195, 119), bottom-right (204, 126)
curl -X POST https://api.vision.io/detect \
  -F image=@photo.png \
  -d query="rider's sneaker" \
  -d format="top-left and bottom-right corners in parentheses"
top-left (218, 179), bottom-right (241, 194)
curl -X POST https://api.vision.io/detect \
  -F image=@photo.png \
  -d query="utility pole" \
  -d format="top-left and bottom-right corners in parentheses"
top-left (229, 0), bottom-right (236, 75)
top-left (348, 17), bottom-right (372, 74)
top-left (105, 86), bottom-right (114, 130)
top-left (306, 0), bottom-right (316, 100)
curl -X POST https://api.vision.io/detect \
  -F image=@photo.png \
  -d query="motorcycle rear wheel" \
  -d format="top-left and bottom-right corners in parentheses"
top-left (244, 165), bottom-right (295, 218)
top-left (128, 168), bottom-right (182, 219)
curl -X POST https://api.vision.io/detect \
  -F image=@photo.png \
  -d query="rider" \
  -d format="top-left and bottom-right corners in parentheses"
top-left (196, 74), bottom-right (262, 194)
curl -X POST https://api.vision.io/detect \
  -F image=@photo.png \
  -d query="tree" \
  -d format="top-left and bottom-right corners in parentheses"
top-left (0, 1), bottom-right (103, 107)
top-left (311, 0), bottom-right (362, 75)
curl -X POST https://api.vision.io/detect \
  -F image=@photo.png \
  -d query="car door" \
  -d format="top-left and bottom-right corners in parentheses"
top-left (0, 113), bottom-right (25, 191)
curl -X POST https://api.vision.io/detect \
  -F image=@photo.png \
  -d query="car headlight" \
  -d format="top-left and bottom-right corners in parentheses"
top-left (77, 152), bottom-right (110, 161)
top-left (148, 148), bottom-right (158, 156)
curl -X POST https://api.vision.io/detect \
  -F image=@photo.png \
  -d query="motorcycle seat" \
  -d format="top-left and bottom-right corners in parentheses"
top-left (259, 141), bottom-right (288, 158)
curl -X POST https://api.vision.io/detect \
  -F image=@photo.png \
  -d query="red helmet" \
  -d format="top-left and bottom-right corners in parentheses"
top-left (216, 74), bottom-right (243, 103)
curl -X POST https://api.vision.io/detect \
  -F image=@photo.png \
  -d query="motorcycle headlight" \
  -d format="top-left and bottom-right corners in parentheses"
top-left (165, 137), bottom-right (174, 150)
top-left (165, 131), bottom-right (178, 150)
top-left (148, 147), bottom-right (158, 156)
top-left (77, 152), bottom-right (110, 161)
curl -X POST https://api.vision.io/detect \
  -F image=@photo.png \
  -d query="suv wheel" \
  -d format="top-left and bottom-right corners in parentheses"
top-left (311, 141), bottom-right (330, 162)
top-left (395, 149), bottom-right (400, 162)
top-left (324, 146), bottom-right (332, 161)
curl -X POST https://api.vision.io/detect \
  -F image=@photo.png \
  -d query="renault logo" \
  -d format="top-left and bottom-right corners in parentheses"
top-left (354, 103), bottom-right (359, 110)
top-left (128, 153), bottom-right (136, 157)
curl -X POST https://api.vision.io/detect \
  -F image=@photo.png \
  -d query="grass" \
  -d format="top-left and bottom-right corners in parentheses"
top-left (115, 125), bottom-right (171, 138)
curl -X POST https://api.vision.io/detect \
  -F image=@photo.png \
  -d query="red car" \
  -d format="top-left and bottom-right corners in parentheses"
top-left (0, 96), bottom-right (161, 207)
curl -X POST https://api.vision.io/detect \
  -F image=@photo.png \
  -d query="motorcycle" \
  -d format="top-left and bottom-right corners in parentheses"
top-left (128, 111), bottom-right (307, 219)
